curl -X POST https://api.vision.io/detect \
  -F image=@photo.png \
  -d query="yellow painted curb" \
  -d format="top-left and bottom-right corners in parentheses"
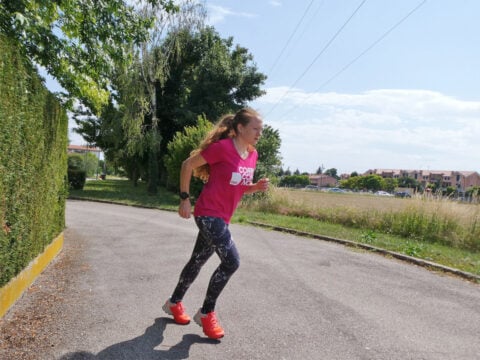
top-left (0, 232), bottom-right (64, 319)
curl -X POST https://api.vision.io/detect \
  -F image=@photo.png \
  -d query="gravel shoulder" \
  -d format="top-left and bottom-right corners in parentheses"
top-left (0, 227), bottom-right (87, 359)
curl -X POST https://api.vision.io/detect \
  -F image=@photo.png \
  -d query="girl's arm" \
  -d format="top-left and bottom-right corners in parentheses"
top-left (178, 153), bottom-right (207, 219)
top-left (244, 178), bottom-right (270, 195)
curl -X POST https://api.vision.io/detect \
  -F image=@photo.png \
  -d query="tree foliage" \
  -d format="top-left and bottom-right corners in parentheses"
top-left (0, 0), bottom-right (177, 110)
top-left (67, 154), bottom-right (84, 171)
top-left (465, 186), bottom-right (480, 198)
top-left (76, 23), bottom-right (267, 191)
top-left (383, 177), bottom-right (398, 193)
top-left (340, 174), bottom-right (388, 191)
top-left (164, 115), bottom-right (212, 198)
top-left (324, 168), bottom-right (339, 180)
top-left (114, 1), bottom-right (206, 191)
top-left (279, 175), bottom-right (310, 188)
top-left (68, 153), bottom-right (100, 178)
top-left (254, 125), bottom-right (282, 182)
top-left (155, 26), bottom-right (266, 163)
top-left (397, 176), bottom-right (420, 189)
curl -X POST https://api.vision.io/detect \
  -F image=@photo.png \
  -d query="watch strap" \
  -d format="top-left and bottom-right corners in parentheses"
top-left (179, 191), bottom-right (190, 200)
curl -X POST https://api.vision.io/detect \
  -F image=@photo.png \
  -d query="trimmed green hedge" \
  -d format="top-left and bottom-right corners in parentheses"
top-left (0, 34), bottom-right (68, 287)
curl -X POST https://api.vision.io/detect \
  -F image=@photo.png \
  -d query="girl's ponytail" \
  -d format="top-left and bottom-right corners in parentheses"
top-left (192, 108), bottom-right (260, 181)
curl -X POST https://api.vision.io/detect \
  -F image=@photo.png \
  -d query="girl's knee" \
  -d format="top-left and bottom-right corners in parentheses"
top-left (222, 256), bottom-right (240, 274)
top-left (231, 257), bottom-right (240, 272)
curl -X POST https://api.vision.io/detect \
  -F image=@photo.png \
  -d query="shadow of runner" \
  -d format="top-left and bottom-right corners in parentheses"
top-left (58, 317), bottom-right (219, 360)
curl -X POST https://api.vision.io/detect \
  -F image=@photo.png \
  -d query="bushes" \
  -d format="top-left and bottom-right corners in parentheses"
top-left (68, 170), bottom-right (87, 190)
top-left (0, 34), bottom-right (68, 287)
top-left (164, 115), bottom-right (212, 198)
top-left (67, 154), bottom-right (86, 190)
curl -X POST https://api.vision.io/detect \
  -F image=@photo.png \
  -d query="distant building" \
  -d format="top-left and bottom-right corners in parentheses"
top-left (309, 174), bottom-right (338, 188)
top-left (363, 169), bottom-right (480, 192)
top-left (67, 144), bottom-right (101, 155)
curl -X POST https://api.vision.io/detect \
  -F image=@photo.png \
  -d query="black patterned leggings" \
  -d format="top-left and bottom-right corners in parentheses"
top-left (170, 216), bottom-right (240, 313)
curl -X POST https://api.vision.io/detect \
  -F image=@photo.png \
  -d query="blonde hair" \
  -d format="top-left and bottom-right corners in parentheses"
top-left (192, 108), bottom-right (260, 181)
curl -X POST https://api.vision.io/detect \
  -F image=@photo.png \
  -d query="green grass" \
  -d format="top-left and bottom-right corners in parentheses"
top-left (69, 179), bottom-right (178, 211)
top-left (69, 179), bottom-right (480, 279)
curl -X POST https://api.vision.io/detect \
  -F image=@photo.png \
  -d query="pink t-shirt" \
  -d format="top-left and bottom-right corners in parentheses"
top-left (193, 138), bottom-right (258, 223)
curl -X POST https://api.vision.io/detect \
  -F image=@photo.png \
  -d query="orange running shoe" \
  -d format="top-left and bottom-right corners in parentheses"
top-left (162, 299), bottom-right (191, 325)
top-left (194, 309), bottom-right (225, 339)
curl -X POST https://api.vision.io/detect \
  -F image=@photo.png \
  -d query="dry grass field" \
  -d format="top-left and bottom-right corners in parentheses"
top-left (243, 187), bottom-right (480, 251)
top-left (280, 188), bottom-right (477, 225)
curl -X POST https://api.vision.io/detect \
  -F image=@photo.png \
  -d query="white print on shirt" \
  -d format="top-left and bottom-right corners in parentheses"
top-left (230, 172), bottom-right (242, 185)
top-left (230, 167), bottom-right (254, 186)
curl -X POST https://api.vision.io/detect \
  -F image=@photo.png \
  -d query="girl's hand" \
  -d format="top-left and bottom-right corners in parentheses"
top-left (256, 178), bottom-right (270, 192)
top-left (178, 200), bottom-right (192, 219)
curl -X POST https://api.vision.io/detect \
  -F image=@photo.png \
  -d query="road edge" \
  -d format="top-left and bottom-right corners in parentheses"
top-left (66, 198), bottom-right (480, 283)
top-left (247, 221), bottom-right (480, 283)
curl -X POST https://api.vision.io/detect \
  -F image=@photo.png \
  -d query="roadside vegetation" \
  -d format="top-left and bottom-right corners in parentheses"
top-left (70, 179), bottom-right (480, 278)
top-left (242, 187), bottom-right (480, 252)
top-left (69, 179), bottom-right (178, 211)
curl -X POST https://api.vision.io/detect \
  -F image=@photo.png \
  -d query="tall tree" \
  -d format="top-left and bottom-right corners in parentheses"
top-left (254, 125), bottom-right (282, 182)
top-left (74, 19), bottom-right (267, 192)
top-left (116, 1), bottom-right (205, 193)
top-left (155, 26), bottom-right (267, 174)
top-left (73, 1), bottom-right (205, 189)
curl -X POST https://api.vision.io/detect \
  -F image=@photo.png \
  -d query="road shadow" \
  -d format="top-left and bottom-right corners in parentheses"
top-left (58, 317), bottom-right (219, 360)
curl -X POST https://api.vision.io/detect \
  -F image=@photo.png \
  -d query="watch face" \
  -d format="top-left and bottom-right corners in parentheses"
top-left (180, 192), bottom-right (190, 200)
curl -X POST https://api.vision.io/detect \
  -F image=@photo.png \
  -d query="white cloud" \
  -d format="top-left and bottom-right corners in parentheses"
top-left (254, 88), bottom-right (480, 173)
top-left (269, 0), bottom-right (282, 7)
top-left (206, 4), bottom-right (256, 25)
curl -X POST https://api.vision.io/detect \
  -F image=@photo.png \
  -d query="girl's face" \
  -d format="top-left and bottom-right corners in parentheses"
top-left (238, 116), bottom-right (263, 146)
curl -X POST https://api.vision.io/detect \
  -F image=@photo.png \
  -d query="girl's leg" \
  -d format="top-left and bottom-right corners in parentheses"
top-left (195, 217), bottom-right (240, 314)
top-left (170, 230), bottom-right (215, 303)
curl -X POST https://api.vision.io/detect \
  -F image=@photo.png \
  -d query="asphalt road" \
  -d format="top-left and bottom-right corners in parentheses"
top-left (14, 200), bottom-right (480, 359)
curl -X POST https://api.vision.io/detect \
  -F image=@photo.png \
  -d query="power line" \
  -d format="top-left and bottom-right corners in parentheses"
top-left (267, 0), bottom-right (316, 77)
top-left (315, 0), bottom-right (427, 92)
top-left (265, 0), bottom-right (368, 118)
top-left (271, 0), bottom-right (327, 76)
top-left (276, 0), bottom-right (428, 120)
top-left (294, 0), bottom-right (326, 51)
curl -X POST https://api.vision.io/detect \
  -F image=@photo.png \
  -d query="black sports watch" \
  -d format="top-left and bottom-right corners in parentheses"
top-left (179, 192), bottom-right (190, 200)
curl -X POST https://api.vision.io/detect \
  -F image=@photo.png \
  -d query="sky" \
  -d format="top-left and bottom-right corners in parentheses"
top-left (63, 0), bottom-right (480, 175)
top-left (204, 0), bottom-right (480, 175)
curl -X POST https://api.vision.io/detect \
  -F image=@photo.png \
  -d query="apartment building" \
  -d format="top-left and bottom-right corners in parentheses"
top-left (309, 174), bottom-right (338, 187)
top-left (364, 169), bottom-right (480, 192)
